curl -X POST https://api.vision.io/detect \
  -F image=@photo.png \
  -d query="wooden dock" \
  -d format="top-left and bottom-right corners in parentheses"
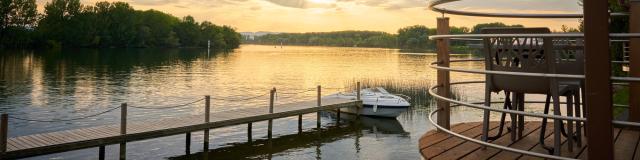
top-left (419, 121), bottom-right (639, 160)
top-left (0, 87), bottom-right (362, 159)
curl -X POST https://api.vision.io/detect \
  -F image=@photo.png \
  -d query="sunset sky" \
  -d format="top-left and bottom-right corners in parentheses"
top-left (36, 0), bottom-right (584, 33)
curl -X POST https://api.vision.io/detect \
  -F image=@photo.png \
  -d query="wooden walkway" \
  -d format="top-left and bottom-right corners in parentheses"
top-left (2, 97), bottom-right (360, 159)
top-left (419, 121), bottom-right (639, 160)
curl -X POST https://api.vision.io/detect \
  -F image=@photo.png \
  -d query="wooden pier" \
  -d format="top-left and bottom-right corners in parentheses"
top-left (0, 85), bottom-right (362, 159)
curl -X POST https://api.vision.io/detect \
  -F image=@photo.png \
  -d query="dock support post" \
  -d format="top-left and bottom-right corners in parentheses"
top-left (98, 146), bottom-right (105, 160)
top-left (356, 82), bottom-right (361, 117)
top-left (247, 123), bottom-right (252, 142)
top-left (583, 0), bottom-right (614, 159)
top-left (317, 85), bottom-right (321, 129)
top-left (268, 88), bottom-right (276, 147)
top-left (436, 17), bottom-right (451, 130)
top-left (298, 115), bottom-right (303, 134)
top-left (336, 108), bottom-right (340, 126)
top-left (185, 132), bottom-right (191, 155)
top-left (1, 114), bottom-right (8, 156)
top-left (119, 103), bottom-right (127, 160)
top-left (203, 95), bottom-right (210, 160)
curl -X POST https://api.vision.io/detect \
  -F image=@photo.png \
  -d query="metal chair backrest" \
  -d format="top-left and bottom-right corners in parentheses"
top-left (482, 27), bottom-right (552, 94)
top-left (552, 38), bottom-right (585, 76)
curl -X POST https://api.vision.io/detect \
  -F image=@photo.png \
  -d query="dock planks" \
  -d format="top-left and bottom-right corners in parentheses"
top-left (419, 121), bottom-right (640, 160)
top-left (3, 97), bottom-right (360, 159)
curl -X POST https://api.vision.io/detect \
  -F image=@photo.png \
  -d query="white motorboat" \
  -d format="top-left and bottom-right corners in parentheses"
top-left (327, 87), bottom-right (410, 118)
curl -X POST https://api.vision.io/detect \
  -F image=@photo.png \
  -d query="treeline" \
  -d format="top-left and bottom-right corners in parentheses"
top-left (249, 31), bottom-right (397, 48)
top-left (244, 22), bottom-right (525, 51)
top-left (0, 0), bottom-right (241, 49)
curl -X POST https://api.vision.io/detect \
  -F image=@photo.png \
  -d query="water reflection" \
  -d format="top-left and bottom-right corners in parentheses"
top-left (0, 45), bottom-right (485, 159)
top-left (170, 111), bottom-right (408, 160)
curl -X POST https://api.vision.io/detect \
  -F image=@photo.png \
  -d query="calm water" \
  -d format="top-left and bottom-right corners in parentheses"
top-left (0, 45), bottom-right (490, 159)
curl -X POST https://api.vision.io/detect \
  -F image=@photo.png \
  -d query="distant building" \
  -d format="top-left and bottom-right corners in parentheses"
top-left (240, 32), bottom-right (281, 40)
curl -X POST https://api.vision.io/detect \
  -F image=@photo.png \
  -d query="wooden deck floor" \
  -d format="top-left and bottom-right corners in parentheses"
top-left (4, 97), bottom-right (360, 159)
top-left (419, 121), bottom-right (638, 160)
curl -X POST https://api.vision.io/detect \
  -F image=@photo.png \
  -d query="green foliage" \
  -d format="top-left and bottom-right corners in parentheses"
top-left (247, 24), bottom-right (486, 52)
top-left (397, 25), bottom-right (433, 50)
top-left (0, 0), bottom-right (38, 48)
top-left (249, 31), bottom-right (397, 48)
top-left (470, 22), bottom-right (523, 33)
top-left (0, 0), bottom-right (241, 49)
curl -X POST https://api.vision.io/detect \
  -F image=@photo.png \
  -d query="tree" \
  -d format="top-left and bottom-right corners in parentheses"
top-left (397, 25), bottom-right (431, 50)
top-left (174, 15), bottom-right (201, 47)
top-left (0, 0), bottom-right (38, 48)
top-left (38, 0), bottom-right (81, 46)
top-left (471, 22), bottom-right (523, 33)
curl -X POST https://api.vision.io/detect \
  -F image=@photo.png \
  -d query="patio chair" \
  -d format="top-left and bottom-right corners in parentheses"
top-left (480, 28), bottom-right (584, 155)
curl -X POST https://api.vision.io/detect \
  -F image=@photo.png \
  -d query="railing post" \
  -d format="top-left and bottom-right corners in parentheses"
top-left (1, 113), bottom-right (7, 155)
top-left (436, 17), bottom-right (451, 130)
top-left (203, 95), bottom-right (210, 160)
top-left (98, 146), bottom-right (105, 160)
top-left (268, 88), bottom-right (275, 144)
top-left (584, 0), bottom-right (614, 159)
top-left (298, 115), bottom-right (302, 134)
top-left (317, 85), bottom-right (321, 129)
top-left (247, 123), bottom-right (252, 142)
top-left (185, 132), bottom-right (190, 155)
top-left (629, 0), bottom-right (640, 122)
top-left (119, 103), bottom-right (127, 160)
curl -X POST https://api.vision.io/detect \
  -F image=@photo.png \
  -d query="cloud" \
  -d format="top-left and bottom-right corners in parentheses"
top-left (264, 0), bottom-right (308, 8)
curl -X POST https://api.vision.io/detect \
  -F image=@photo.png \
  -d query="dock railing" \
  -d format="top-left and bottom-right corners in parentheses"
top-left (428, 0), bottom-right (640, 159)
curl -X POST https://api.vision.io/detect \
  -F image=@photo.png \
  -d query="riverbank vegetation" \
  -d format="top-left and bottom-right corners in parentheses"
top-left (0, 0), bottom-right (241, 49)
top-left (243, 22), bottom-right (524, 53)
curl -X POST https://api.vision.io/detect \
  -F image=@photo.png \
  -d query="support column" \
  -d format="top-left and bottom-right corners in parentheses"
top-left (203, 95), bottom-right (210, 160)
top-left (317, 85), bottom-right (321, 129)
top-left (436, 17), bottom-right (451, 130)
top-left (98, 146), bottom-right (105, 160)
top-left (268, 88), bottom-right (275, 147)
top-left (584, 0), bottom-right (614, 159)
top-left (247, 123), bottom-right (252, 142)
top-left (185, 132), bottom-right (191, 155)
top-left (629, 0), bottom-right (640, 122)
top-left (298, 115), bottom-right (303, 134)
top-left (119, 103), bottom-right (127, 160)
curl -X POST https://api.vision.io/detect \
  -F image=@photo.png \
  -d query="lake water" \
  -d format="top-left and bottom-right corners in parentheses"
top-left (0, 45), bottom-right (491, 159)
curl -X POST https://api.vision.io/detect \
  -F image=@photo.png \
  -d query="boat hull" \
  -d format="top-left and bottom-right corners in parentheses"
top-left (340, 105), bottom-right (409, 118)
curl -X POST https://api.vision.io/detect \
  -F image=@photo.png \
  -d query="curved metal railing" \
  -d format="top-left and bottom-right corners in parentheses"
top-left (424, 0), bottom-right (640, 159)
top-left (428, 0), bottom-right (629, 18)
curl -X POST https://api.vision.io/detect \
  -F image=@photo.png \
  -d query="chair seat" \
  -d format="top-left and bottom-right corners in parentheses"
top-left (559, 80), bottom-right (581, 96)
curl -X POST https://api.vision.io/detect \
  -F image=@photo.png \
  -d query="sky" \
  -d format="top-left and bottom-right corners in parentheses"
top-left (36, 0), bottom-right (584, 33)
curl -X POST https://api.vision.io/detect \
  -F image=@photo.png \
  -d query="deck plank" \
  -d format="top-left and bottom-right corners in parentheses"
top-left (433, 122), bottom-right (518, 160)
top-left (419, 122), bottom-right (634, 160)
top-left (419, 123), bottom-right (482, 150)
top-left (421, 122), bottom-right (502, 159)
top-left (457, 122), bottom-right (537, 160)
top-left (489, 122), bottom-right (554, 159)
top-left (615, 129), bottom-right (640, 160)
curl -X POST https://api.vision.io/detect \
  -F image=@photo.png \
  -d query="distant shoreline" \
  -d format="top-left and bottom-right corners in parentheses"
top-left (242, 43), bottom-right (475, 54)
